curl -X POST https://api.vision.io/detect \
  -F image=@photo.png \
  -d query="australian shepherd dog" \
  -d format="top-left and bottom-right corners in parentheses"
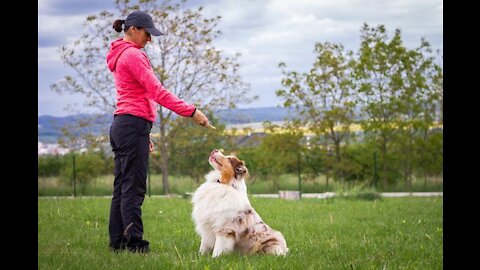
top-left (191, 149), bottom-right (288, 257)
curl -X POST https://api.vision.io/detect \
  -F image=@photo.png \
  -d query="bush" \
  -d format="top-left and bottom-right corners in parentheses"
top-left (38, 155), bottom-right (67, 177)
top-left (59, 152), bottom-right (105, 195)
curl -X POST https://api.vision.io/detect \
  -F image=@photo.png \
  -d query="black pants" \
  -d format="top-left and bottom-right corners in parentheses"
top-left (109, 114), bottom-right (152, 251)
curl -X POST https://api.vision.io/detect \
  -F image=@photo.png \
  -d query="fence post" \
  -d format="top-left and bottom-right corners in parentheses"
top-left (72, 153), bottom-right (77, 198)
top-left (373, 151), bottom-right (378, 189)
top-left (297, 152), bottom-right (302, 199)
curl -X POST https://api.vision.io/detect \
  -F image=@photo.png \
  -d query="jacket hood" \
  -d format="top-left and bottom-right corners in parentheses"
top-left (106, 39), bottom-right (140, 71)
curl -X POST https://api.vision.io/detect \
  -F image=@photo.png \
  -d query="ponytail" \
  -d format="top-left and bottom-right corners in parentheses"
top-left (112, 19), bottom-right (126, 33)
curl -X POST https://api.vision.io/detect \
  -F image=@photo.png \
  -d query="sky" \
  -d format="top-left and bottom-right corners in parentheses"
top-left (38, 0), bottom-right (443, 117)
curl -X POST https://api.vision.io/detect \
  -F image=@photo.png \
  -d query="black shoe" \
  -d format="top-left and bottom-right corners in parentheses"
top-left (127, 245), bottom-right (150, 254)
top-left (109, 241), bottom-right (127, 253)
top-left (126, 238), bottom-right (150, 254)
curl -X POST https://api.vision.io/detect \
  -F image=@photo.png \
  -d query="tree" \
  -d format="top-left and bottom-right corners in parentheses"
top-left (352, 23), bottom-right (442, 189)
top-left (51, 0), bottom-right (256, 193)
top-left (165, 113), bottom-right (225, 186)
top-left (296, 135), bottom-right (326, 188)
top-left (389, 38), bottom-right (443, 188)
top-left (246, 122), bottom-right (304, 191)
top-left (57, 114), bottom-right (110, 150)
top-left (275, 23), bottom-right (442, 188)
top-left (277, 42), bottom-right (356, 181)
top-left (415, 129), bottom-right (443, 188)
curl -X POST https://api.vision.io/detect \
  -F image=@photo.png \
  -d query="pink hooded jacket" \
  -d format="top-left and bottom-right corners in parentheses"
top-left (106, 38), bottom-right (196, 122)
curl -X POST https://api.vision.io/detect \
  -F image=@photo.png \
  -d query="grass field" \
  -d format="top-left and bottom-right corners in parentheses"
top-left (38, 173), bottom-right (443, 196)
top-left (38, 196), bottom-right (443, 269)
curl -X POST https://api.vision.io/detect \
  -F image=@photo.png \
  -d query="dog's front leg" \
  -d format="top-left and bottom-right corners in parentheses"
top-left (212, 229), bottom-right (236, 258)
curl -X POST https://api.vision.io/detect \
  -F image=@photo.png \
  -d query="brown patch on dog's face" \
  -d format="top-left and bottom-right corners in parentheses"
top-left (226, 155), bottom-right (249, 180)
top-left (209, 149), bottom-right (248, 184)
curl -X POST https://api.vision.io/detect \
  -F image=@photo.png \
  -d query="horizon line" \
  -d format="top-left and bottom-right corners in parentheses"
top-left (38, 105), bottom-right (289, 118)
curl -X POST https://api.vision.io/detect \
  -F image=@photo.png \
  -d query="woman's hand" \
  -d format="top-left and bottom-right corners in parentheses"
top-left (149, 139), bottom-right (154, 152)
top-left (192, 109), bottom-right (211, 128)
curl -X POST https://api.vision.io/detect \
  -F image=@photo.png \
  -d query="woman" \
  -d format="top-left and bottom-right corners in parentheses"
top-left (106, 10), bottom-right (210, 253)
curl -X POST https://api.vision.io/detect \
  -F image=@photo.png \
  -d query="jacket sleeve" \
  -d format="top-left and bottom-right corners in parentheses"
top-left (127, 50), bottom-right (196, 117)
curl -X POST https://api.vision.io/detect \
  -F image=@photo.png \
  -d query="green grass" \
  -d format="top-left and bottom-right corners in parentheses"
top-left (38, 196), bottom-right (443, 269)
top-left (38, 173), bottom-right (443, 196)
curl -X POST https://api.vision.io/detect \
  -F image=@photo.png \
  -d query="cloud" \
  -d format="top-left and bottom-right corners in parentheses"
top-left (39, 0), bottom-right (114, 15)
top-left (38, 46), bottom-right (83, 116)
top-left (38, 0), bottom-right (116, 116)
top-left (38, 14), bottom-right (95, 47)
top-left (38, 47), bottom-right (64, 69)
top-left (38, 0), bottom-right (443, 115)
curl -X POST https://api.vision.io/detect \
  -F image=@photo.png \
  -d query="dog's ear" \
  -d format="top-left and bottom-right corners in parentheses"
top-left (235, 165), bottom-right (246, 174)
top-left (228, 157), bottom-right (248, 178)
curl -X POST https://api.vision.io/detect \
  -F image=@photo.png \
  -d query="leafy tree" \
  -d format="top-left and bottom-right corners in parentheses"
top-left (233, 147), bottom-right (262, 185)
top-left (276, 23), bottom-right (442, 188)
top-left (300, 137), bottom-right (324, 185)
top-left (57, 114), bottom-right (111, 150)
top-left (242, 122), bottom-right (304, 191)
top-left (277, 42), bottom-right (356, 181)
top-left (415, 129), bottom-right (443, 186)
top-left (164, 113), bottom-right (225, 186)
top-left (352, 23), bottom-right (442, 188)
top-left (39, 115), bottom-right (103, 150)
top-left (391, 39), bottom-right (443, 188)
top-left (414, 51), bottom-right (443, 186)
top-left (51, 0), bottom-right (256, 193)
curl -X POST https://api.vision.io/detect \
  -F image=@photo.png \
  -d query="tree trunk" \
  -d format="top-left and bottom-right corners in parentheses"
top-left (407, 131), bottom-right (414, 189)
top-left (158, 108), bottom-right (170, 194)
top-left (334, 139), bottom-right (341, 162)
top-left (323, 134), bottom-right (330, 189)
top-left (424, 172), bottom-right (427, 190)
top-left (160, 145), bottom-right (169, 194)
top-left (381, 136), bottom-right (388, 190)
top-left (333, 138), bottom-right (343, 180)
top-left (422, 127), bottom-right (429, 190)
top-left (326, 173), bottom-right (329, 189)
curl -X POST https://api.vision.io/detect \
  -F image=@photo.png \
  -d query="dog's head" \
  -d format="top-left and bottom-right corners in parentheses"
top-left (208, 149), bottom-right (248, 185)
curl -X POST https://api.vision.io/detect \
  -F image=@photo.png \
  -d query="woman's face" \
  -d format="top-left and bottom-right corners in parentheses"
top-left (129, 26), bottom-right (151, 48)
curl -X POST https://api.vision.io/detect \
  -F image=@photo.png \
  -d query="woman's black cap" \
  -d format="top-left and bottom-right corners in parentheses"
top-left (125, 10), bottom-right (163, 36)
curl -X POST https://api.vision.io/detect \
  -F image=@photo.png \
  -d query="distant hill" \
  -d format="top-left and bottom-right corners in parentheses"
top-left (38, 106), bottom-right (297, 143)
top-left (216, 106), bottom-right (296, 124)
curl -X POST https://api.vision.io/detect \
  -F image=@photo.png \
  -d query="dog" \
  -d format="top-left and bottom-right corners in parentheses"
top-left (191, 149), bottom-right (288, 257)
